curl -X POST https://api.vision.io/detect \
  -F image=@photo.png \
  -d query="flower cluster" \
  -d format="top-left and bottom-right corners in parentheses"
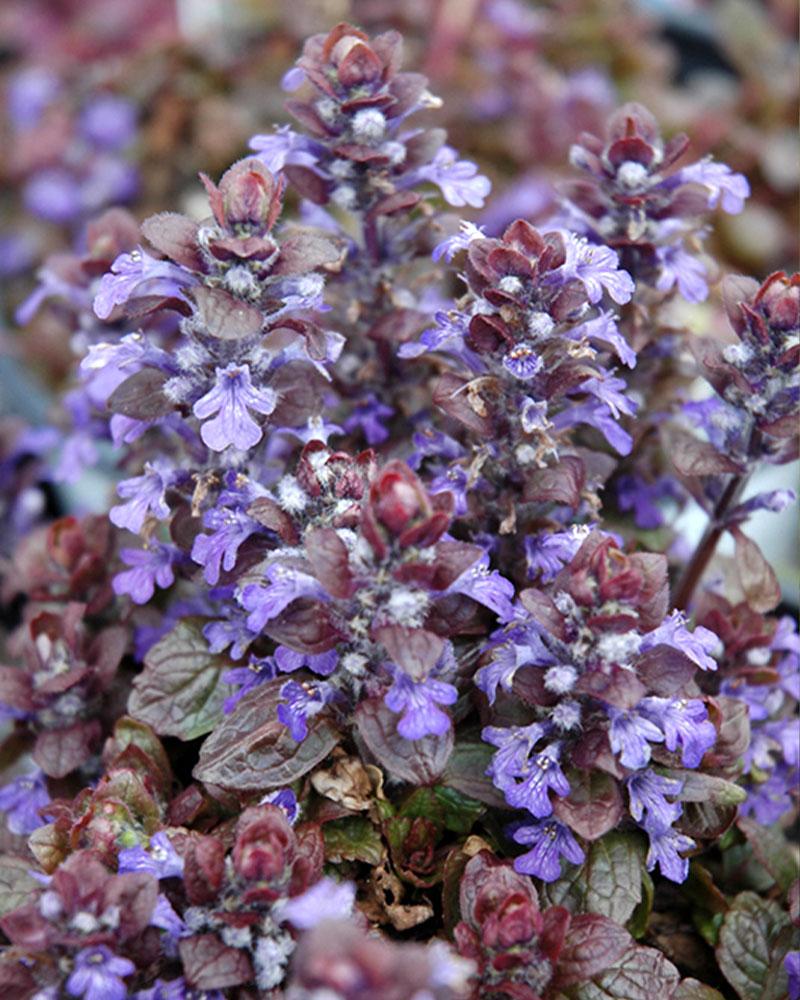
top-left (477, 532), bottom-right (723, 883)
top-left (563, 101), bottom-right (749, 303)
top-left (698, 597), bottom-right (799, 825)
top-left (1, 15), bottom-right (798, 1000)
top-left (401, 217), bottom-right (636, 541)
top-left (209, 458), bottom-right (513, 740)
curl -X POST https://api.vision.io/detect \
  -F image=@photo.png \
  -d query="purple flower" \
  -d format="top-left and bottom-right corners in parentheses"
top-left (525, 527), bottom-right (587, 582)
top-left (275, 877), bottom-right (355, 930)
top-left (149, 895), bottom-right (186, 957)
top-left (445, 552), bottom-right (515, 622)
top-left (94, 250), bottom-right (193, 320)
top-left (655, 243), bottom-right (708, 303)
top-left (483, 722), bottom-right (551, 792)
top-left (222, 657), bottom-right (278, 713)
top-left (504, 743), bottom-right (571, 817)
top-left (260, 788), bottom-right (300, 824)
top-left (476, 630), bottom-right (555, 704)
top-left (740, 767), bottom-right (797, 826)
top-left (626, 770), bottom-right (683, 833)
top-left (640, 697), bottom-right (717, 768)
top-left (249, 125), bottom-right (317, 173)
top-left (203, 615), bottom-right (256, 660)
top-left (553, 400), bottom-right (632, 455)
top-left (193, 364), bottom-right (276, 452)
top-left (80, 95), bottom-right (137, 150)
top-left (24, 168), bottom-right (83, 223)
top-left (555, 235), bottom-right (634, 304)
top-left (109, 461), bottom-right (173, 534)
top-left (277, 680), bottom-right (333, 742)
top-left (113, 545), bottom-right (176, 605)
top-left (644, 826), bottom-right (696, 883)
top-left (675, 159), bottom-right (750, 214)
top-left (607, 706), bottom-right (664, 769)
top-left (572, 311), bottom-right (636, 368)
top-left (7, 66), bottom-right (60, 128)
top-left (239, 564), bottom-right (328, 633)
top-left (503, 343), bottom-right (543, 380)
top-left (66, 946), bottom-right (135, 1000)
top-left (415, 146), bottom-right (491, 208)
top-left (343, 394), bottom-right (395, 445)
top-left (785, 951), bottom-right (800, 1000)
top-left (118, 832), bottom-right (184, 879)
top-left (617, 475), bottom-right (680, 530)
top-left (191, 506), bottom-right (259, 585)
top-left (512, 819), bottom-right (585, 882)
top-left (641, 611), bottom-right (719, 672)
top-left (384, 671), bottom-right (457, 740)
top-left (274, 646), bottom-right (338, 677)
top-left (432, 221), bottom-right (485, 262)
top-left (0, 768), bottom-right (50, 835)
top-left (577, 373), bottom-right (637, 419)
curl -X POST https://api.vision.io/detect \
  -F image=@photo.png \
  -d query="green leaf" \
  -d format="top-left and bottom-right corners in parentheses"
top-left (0, 856), bottom-right (40, 917)
top-left (442, 741), bottom-right (507, 808)
top-left (716, 891), bottom-right (796, 1000)
top-left (543, 831), bottom-right (648, 925)
top-left (737, 816), bottom-right (800, 892)
top-left (193, 677), bottom-right (338, 790)
top-left (627, 869), bottom-right (653, 939)
top-left (397, 786), bottom-right (483, 835)
top-left (128, 618), bottom-right (232, 740)
top-left (568, 943), bottom-right (680, 999)
top-left (323, 816), bottom-right (384, 865)
top-left (663, 769), bottom-right (747, 806)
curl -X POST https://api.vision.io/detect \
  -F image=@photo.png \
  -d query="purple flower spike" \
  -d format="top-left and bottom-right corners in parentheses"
top-left (193, 364), bottom-right (276, 452)
top-left (607, 706), bottom-right (664, 769)
top-left (384, 672), bottom-right (457, 740)
top-left (113, 545), bottom-right (176, 605)
top-left (645, 826), bottom-right (696, 883)
top-left (0, 768), bottom-right (50, 835)
top-left (109, 461), bottom-right (173, 535)
top-left (118, 832), bottom-right (184, 879)
top-left (512, 819), bottom-right (585, 882)
top-left (66, 945), bottom-right (135, 1000)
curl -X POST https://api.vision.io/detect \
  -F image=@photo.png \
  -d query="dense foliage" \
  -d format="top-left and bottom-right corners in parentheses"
top-left (0, 8), bottom-right (798, 1000)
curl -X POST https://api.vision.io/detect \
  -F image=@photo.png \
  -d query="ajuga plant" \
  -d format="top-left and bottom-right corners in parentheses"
top-left (1, 21), bottom-right (799, 1000)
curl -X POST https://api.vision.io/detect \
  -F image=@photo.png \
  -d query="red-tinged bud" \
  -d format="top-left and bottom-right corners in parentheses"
top-left (232, 805), bottom-right (295, 891)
